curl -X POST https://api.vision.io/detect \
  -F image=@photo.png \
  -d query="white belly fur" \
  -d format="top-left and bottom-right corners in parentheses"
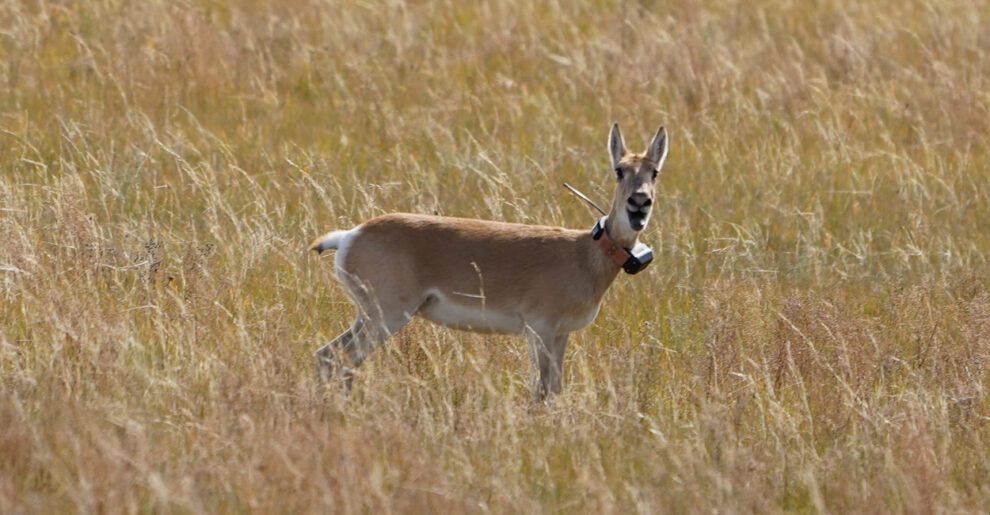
top-left (417, 291), bottom-right (526, 334)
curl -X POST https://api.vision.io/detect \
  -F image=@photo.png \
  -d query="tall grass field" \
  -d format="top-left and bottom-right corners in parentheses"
top-left (2, 0), bottom-right (988, 511)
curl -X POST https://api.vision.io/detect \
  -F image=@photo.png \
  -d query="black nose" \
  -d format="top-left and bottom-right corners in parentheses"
top-left (628, 195), bottom-right (652, 208)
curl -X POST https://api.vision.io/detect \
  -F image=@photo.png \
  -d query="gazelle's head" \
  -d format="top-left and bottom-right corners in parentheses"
top-left (606, 123), bottom-right (668, 245)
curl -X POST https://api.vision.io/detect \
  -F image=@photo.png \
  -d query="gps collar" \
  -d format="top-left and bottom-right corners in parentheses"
top-left (590, 217), bottom-right (654, 275)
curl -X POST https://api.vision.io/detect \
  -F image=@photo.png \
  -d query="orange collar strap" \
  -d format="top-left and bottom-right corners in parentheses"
top-left (590, 217), bottom-right (655, 275)
top-left (591, 217), bottom-right (630, 268)
top-left (595, 227), bottom-right (632, 268)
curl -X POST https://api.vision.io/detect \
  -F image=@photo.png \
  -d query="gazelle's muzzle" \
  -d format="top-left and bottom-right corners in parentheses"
top-left (626, 194), bottom-right (652, 231)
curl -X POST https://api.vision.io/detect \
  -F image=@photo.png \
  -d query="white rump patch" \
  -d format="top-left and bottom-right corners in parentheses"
top-left (332, 226), bottom-right (362, 274)
top-left (310, 226), bottom-right (363, 283)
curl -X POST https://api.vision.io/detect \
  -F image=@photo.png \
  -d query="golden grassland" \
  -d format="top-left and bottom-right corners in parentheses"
top-left (1, 0), bottom-right (988, 511)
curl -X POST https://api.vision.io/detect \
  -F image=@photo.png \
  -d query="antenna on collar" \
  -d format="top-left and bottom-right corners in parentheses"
top-left (563, 182), bottom-right (607, 217)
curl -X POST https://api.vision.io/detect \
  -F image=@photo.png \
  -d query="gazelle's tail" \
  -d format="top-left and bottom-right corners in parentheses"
top-left (309, 230), bottom-right (350, 254)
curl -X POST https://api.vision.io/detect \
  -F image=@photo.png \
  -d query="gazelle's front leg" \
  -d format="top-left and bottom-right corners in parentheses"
top-left (527, 328), bottom-right (570, 401)
top-left (543, 333), bottom-right (570, 396)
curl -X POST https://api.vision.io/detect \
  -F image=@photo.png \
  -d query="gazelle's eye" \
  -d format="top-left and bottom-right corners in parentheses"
top-left (615, 168), bottom-right (623, 180)
top-left (652, 168), bottom-right (659, 180)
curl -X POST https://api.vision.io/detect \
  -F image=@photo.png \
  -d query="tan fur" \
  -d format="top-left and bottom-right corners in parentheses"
top-left (341, 214), bottom-right (619, 331)
top-left (311, 124), bottom-right (668, 400)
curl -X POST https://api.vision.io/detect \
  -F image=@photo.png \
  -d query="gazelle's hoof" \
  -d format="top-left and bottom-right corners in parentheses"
top-left (315, 357), bottom-right (355, 393)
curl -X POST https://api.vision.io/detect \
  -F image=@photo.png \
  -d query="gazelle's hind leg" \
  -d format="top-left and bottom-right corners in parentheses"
top-left (314, 296), bottom-right (422, 388)
top-left (315, 315), bottom-right (365, 386)
top-left (343, 308), bottom-right (414, 367)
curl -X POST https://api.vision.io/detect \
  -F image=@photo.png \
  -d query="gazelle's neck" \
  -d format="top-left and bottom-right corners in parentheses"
top-left (603, 209), bottom-right (639, 249)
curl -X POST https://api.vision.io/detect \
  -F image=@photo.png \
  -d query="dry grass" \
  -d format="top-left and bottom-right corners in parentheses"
top-left (2, 0), bottom-right (989, 512)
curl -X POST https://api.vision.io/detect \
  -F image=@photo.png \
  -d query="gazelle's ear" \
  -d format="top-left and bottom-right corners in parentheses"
top-left (646, 126), bottom-right (668, 169)
top-left (608, 123), bottom-right (626, 169)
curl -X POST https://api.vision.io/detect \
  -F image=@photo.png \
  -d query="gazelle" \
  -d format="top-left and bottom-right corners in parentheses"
top-left (310, 123), bottom-right (668, 400)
